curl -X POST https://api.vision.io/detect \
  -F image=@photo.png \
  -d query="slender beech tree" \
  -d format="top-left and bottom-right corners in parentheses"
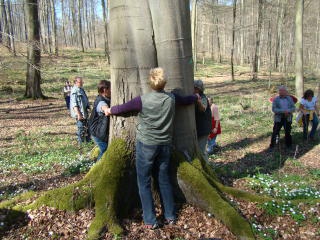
top-left (252, 0), bottom-right (263, 80)
top-left (78, 0), bottom-right (84, 52)
top-left (101, 0), bottom-right (110, 62)
top-left (50, 0), bottom-right (58, 55)
top-left (295, 0), bottom-right (304, 98)
top-left (6, 1), bottom-right (16, 56)
top-left (13, 1), bottom-right (278, 240)
top-left (231, 0), bottom-right (237, 81)
top-left (1, 0), bottom-right (10, 50)
top-left (191, 0), bottom-right (198, 71)
top-left (25, 0), bottom-right (44, 99)
top-left (60, 0), bottom-right (67, 46)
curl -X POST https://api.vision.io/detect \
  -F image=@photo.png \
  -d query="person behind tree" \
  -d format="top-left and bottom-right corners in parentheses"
top-left (70, 76), bottom-right (91, 145)
top-left (269, 85), bottom-right (296, 150)
top-left (194, 80), bottom-right (212, 162)
top-left (207, 96), bottom-right (221, 155)
top-left (106, 67), bottom-right (199, 229)
top-left (89, 80), bottom-right (111, 160)
top-left (299, 89), bottom-right (319, 140)
top-left (63, 81), bottom-right (72, 110)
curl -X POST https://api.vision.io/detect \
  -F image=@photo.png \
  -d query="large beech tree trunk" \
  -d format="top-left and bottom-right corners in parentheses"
top-left (25, 0), bottom-right (44, 99)
top-left (14, 1), bottom-right (268, 239)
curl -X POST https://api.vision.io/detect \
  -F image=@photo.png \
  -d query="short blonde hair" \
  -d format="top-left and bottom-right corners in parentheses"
top-left (149, 67), bottom-right (167, 90)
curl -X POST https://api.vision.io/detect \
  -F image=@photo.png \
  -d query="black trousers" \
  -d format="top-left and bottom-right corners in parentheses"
top-left (270, 118), bottom-right (292, 148)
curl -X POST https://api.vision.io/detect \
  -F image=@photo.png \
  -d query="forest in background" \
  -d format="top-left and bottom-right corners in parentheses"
top-left (1, 0), bottom-right (320, 76)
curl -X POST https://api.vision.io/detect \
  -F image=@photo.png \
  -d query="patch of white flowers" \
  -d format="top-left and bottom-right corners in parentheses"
top-left (248, 174), bottom-right (320, 200)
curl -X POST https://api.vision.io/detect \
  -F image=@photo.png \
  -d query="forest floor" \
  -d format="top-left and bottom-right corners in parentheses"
top-left (0, 47), bottom-right (319, 240)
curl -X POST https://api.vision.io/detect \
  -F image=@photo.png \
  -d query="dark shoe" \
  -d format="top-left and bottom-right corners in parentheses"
top-left (145, 223), bottom-right (160, 230)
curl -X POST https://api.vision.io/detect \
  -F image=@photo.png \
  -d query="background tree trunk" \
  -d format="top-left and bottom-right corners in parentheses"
top-left (191, 0), bottom-right (198, 71)
top-left (1, 0), bottom-right (10, 50)
top-left (231, 0), bottom-right (237, 81)
top-left (7, 1), bottom-right (16, 56)
top-left (50, 0), bottom-right (58, 55)
top-left (101, 0), bottom-right (110, 63)
top-left (295, 0), bottom-right (304, 98)
top-left (25, 0), bottom-right (44, 99)
top-left (61, 0), bottom-right (67, 47)
top-left (78, 0), bottom-right (85, 52)
top-left (252, 0), bottom-right (263, 80)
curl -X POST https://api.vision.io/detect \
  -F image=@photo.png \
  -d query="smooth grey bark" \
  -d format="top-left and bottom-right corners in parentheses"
top-left (7, 1), bottom-right (16, 55)
top-left (268, 20), bottom-right (272, 88)
top-left (240, 0), bottom-right (244, 65)
top-left (70, 0), bottom-right (78, 45)
top-left (295, 0), bottom-right (304, 98)
top-left (46, 0), bottom-right (52, 54)
top-left (231, 0), bottom-right (237, 81)
top-left (252, 0), bottom-right (263, 80)
top-left (25, 0), bottom-right (44, 99)
top-left (23, 1), bottom-right (28, 41)
top-left (101, 0), bottom-right (110, 62)
top-left (61, 0), bottom-right (67, 46)
top-left (50, 0), bottom-right (58, 55)
top-left (191, 0), bottom-right (198, 71)
top-left (84, 0), bottom-right (91, 48)
top-left (78, 0), bottom-right (84, 52)
top-left (1, 0), bottom-right (10, 50)
top-left (90, 1), bottom-right (96, 48)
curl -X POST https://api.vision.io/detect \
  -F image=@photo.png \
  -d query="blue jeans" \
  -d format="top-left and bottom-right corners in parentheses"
top-left (65, 96), bottom-right (70, 110)
top-left (302, 113), bottom-right (319, 139)
top-left (206, 136), bottom-right (217, 155)
top-left (135, 140), bottom-right (175, 225)
top-left (92, 136), bottom-right (108, 160)
top-left (76, 120), bottom-right (91, 144)
top-left (198, 135), bottom-right (209, 162)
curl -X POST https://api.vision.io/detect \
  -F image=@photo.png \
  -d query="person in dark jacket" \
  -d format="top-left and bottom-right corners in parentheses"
top-left (194, 80), bottom-right (212, 162)
top-left (89, 80), bottom-right (111, 161)
top-left (106, 68), bottom-right (198, 229)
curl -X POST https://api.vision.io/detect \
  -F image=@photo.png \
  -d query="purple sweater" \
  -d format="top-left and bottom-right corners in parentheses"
top-left (111, 93), bottom-right (198, 115)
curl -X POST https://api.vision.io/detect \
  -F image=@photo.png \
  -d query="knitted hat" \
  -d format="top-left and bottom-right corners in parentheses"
top-left (194, 79), bottom-right (204, 92)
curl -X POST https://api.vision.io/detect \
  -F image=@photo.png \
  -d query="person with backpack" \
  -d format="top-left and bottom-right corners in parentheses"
top-left (89, 80), bottom-right (111, 161)
top-left (70, 76), bottom-right (91, 145)
top-left (194, 80), bottom-right (212, 162)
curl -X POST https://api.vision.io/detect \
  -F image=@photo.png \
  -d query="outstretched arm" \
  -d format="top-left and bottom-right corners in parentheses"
top-left (173, 93), bottom-right (198, 105)
top-left (108, 96), bottom-right (142, 116)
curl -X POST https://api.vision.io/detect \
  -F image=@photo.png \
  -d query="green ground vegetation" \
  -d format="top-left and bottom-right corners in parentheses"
top-left (0, 47), bottom-right (319, 239)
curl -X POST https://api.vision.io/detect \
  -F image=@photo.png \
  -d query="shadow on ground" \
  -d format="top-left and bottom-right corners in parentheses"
top-left (211, 131), bottom-right (319, 185)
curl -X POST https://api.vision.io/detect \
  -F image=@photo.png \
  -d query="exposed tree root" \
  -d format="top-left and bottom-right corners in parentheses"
top-left (175, 154), bottom-right (255, 240)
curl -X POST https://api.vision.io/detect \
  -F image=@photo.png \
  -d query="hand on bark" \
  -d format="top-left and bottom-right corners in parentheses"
top-left (105, 108), bottom-right (111, 116)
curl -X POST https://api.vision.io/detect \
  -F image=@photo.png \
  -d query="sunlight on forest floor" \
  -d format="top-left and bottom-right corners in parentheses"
top-left (0, 46), bottom-right (319, 240)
